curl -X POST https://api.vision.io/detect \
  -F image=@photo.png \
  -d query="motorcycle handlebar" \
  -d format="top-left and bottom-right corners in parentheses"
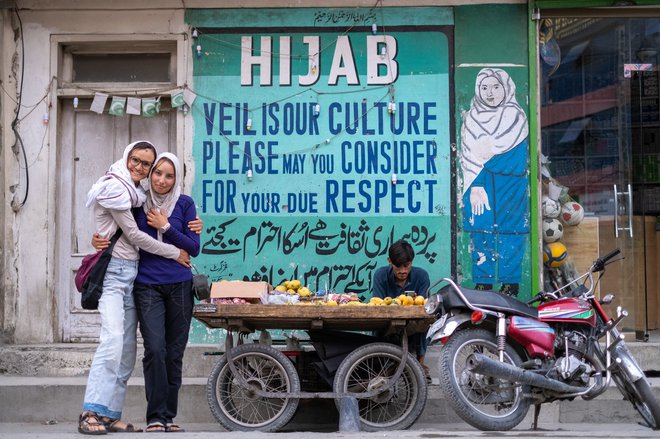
top-left (592, 248), bottom-right (621, 272)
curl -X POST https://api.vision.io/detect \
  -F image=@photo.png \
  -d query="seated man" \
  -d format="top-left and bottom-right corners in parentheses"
top-left (372, 239), bottom-right (431, 383)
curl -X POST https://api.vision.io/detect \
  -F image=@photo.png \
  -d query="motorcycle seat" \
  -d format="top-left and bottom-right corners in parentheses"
top-left (441, 286), bottom-right (538, 319)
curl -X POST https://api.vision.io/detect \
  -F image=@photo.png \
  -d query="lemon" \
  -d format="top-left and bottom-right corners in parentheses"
top-left (326, 300), bottom-right (338, 306)
top-left (383, 297), bottom-right (393, 305)
top-left (289, 279), bottom-right (302, 290)
top-left (414, 295), bottom-right (425, 306)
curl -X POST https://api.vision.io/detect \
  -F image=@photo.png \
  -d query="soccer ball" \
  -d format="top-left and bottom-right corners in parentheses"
top-left (543, 242), bottom-right (568, 267)
top-left (541, 195), bottom-right (561, 219)
top-left (561, 201), bottom-right (584, 226)
top-left (542, 218), bottom-right (564, 243)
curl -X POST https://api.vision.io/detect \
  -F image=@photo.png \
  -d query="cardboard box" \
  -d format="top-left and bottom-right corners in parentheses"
top-left (210, 280), bottom-right (271, 303)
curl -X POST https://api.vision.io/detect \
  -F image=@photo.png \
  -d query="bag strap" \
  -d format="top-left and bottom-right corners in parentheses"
top-left (104, 228), bottom-right (123, 254)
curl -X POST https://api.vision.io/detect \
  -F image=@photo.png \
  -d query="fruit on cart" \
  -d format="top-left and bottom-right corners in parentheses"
top-left (369, 297), bottom-right (384, 305)
top-left (275, 279), bottom-right (315, 295)
top-left (383, 297), bottom-right (393, 305)
top-left (298, 287), bottom-right (312, 297)
top-left (344, 300), bottom-right (366, 306)
top-left (326, 300), bottom-right (338, 306)
top-left (414, 295), bottom-right (426, 305)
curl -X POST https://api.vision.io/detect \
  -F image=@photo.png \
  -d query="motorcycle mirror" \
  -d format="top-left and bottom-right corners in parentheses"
top-left (599, 294), bottom-right (615, 305)
top-left (424, 294), bottom-right (442, 315)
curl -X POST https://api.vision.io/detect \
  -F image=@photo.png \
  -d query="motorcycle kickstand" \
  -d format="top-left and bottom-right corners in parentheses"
top-left (532, 404), bottom-right (541, 430)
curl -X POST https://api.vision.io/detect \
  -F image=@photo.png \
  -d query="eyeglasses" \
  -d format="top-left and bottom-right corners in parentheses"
top-left (128, 156), bottom-right (154, 170)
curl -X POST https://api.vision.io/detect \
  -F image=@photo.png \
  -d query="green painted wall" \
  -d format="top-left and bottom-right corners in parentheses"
top-left (454, 4), bottom-right (533, 300)
top-left (186, 7), bottom-right (456, 343)
top-left (184, 4), bottom-right (534, 344)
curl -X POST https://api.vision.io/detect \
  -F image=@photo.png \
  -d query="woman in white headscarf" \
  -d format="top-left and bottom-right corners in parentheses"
top-left (131, 152), bottom-right (200, 433)
top-left (80, 142), bottom-right (191, 435)
top-left (460, 68), bottom-right (530, 297)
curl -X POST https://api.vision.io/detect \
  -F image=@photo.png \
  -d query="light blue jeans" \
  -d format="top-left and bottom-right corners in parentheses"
top-left (82, 257), bottom-right (139, 420)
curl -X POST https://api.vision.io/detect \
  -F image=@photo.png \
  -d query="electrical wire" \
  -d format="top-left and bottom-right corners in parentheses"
top-left (11, 7), bottom-right (28, 211)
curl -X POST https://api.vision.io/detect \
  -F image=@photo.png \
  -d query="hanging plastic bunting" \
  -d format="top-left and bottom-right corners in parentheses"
top-left (171, 89), bottom-right (185, 108)
top-left (126, 97), bottom-right (141, 115)
top-left (141, 97), bottom-right (161, 117)
top-left (109, 96), bottom-right (126, 116)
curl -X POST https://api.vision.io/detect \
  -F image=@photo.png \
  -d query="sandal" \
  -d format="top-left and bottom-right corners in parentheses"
top-left (99, 417), bottom-right (143, 433)
top-left (78, 411), bottom-right (107, 435)
top-left (166, 423), bottom-right (185, 433)
top-left (145, 422), bottom-right (166, 433)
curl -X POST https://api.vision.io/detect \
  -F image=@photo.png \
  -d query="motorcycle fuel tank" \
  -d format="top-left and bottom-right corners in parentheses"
top-left (508, 316), bottom-right (556, 358)
top-left (538, 298), bottom-right (597, 327)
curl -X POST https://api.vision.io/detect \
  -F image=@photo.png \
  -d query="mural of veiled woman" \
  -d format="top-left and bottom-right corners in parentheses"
top-left (460, 68), bottom-right (529, 297)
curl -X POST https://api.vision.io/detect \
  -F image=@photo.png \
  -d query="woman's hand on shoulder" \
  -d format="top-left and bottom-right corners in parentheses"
top-left (188, 215), bottom-right (203, 235)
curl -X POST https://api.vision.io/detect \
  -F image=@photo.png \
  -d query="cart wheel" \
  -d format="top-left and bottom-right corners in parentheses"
top-left (207, 343), bottom-right (300, 432)
top-left (333, 342), bottom-right (428, 431)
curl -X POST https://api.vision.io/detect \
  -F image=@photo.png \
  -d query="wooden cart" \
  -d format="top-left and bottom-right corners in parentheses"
top-left (194, 304), bottom-right (435, 432)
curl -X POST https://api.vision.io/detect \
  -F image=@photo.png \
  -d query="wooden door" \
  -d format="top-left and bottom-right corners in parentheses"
top-left (57, 98), bottom-right (175, 342)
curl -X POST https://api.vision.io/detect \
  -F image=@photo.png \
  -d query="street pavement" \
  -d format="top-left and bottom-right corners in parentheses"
top-left (1, 421), bottom-right (658, 438)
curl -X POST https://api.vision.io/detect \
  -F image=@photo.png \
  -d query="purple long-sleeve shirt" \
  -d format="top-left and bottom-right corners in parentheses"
top-left (134, 194), bottom-right (200, 284)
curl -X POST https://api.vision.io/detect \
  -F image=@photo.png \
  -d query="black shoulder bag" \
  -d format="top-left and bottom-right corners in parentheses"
top-left (80, 229), bottom-right (123, 310)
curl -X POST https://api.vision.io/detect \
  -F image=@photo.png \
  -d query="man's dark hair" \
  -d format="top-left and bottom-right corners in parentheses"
top-left (389, 239), bottom-right (414, 267)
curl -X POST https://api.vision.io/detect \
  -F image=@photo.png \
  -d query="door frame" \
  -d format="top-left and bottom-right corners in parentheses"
top-left (50, 33), bottom-right (188, 341)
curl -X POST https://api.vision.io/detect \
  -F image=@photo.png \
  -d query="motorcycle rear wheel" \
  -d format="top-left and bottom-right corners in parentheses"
top-left (439, 328), bottom-right (530, 431)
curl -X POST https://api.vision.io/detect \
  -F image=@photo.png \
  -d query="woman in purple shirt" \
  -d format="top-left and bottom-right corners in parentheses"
top-left (132, 152), bottom-right (200, 432)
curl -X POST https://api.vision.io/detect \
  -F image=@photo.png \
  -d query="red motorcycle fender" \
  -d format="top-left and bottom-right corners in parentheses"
top-left (426, 313), bottom-right (471, 345)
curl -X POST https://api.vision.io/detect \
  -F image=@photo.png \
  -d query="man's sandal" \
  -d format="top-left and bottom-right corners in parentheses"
top-left (145, 421), bottom-right (166, 433)
top-left (99, 417), bottom-right (143, 433)
top-left (78, 411), bottom-right (107, 435)
top-left (166, 423), bottom-right (185, 432)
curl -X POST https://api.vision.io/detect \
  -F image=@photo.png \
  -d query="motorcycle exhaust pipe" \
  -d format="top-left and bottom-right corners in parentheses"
top-left (466, 353), bottom-right (587, 394)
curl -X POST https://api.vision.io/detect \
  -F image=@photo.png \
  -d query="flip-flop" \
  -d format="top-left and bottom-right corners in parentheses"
top-left (145, 422), bottom-right (166, 433)
top-left (166, 423), bottom-right (185, 432)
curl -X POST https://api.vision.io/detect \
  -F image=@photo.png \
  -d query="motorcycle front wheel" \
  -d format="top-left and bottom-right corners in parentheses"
top-left (439, 328), bottom-right (530, 431)
top-left (610, 351), bottom-right (660, 429)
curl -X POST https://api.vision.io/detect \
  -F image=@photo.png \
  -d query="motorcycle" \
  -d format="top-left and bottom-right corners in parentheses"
top-left (425, 248), bottom-right (660, 431)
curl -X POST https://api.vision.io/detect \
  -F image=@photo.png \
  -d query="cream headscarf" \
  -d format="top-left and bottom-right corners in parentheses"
top-left (86, 141), bottom-right (155, 210)
top-left (143, 152), bottom-right (182, 241)
top-left (460, 68), bottom-right (529, 195)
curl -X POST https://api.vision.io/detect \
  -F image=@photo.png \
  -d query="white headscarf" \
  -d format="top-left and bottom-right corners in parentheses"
top-left (143, 152), bottom-right (181, 241)
top-left (460, 68), bottom-right (529, 194)
top-left (86, 141), bottom-right (155, 210)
